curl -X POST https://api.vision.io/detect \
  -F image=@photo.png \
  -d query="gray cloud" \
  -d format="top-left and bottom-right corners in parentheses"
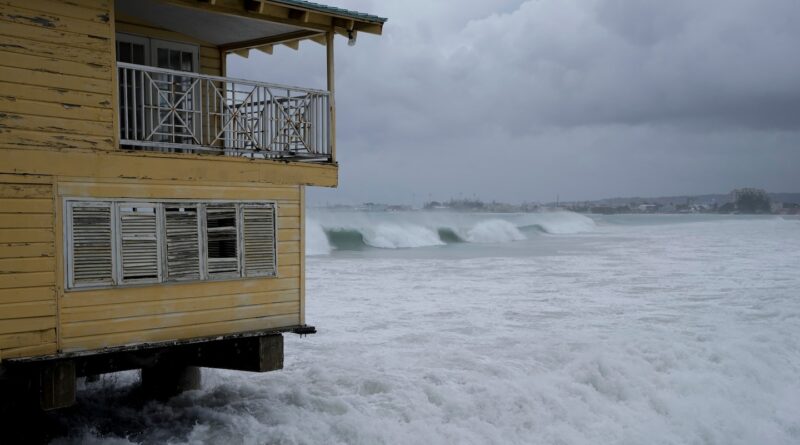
top-left (230, 0), bottom-right (800, 204)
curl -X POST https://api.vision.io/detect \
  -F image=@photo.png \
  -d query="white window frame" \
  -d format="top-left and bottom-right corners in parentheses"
top-left (64, 198), bottom-right (279, 291)
top-left (150, 39), bottom-right (200, 73)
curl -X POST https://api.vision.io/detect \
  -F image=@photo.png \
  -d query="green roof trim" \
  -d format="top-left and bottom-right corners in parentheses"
top-left (270, 0), bottom-right (387, 24)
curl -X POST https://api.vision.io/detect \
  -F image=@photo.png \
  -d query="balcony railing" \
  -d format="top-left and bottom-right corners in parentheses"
top-left (117, 62), bottom-right (332, 162)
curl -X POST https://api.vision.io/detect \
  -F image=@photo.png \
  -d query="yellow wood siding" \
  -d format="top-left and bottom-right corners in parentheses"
top-left (0, 0), bottom-right (116, 152)
top-left (56, 179), bottom-right (303, 353)
top-left (0, 174), bottom-right (57, 359)
top-left (0, 0), bottom-right (335, 360)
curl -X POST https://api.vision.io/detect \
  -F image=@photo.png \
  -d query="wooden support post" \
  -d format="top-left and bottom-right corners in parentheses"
top-left (326, 30), bottom-right (336, 162)
top-left (191, 334), bottom-right (284, 372)
top-left (39, 361), bottom-right (76, 411)
top-left (141, 364), bottom-right (202, 401)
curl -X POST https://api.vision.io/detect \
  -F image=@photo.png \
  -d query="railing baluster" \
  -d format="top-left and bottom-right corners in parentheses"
top-left (116, 62), bottom-right (330, 161)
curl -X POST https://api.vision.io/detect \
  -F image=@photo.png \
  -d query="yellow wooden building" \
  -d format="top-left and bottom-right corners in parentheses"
top-left (0, 0), bottom-right (385, 409)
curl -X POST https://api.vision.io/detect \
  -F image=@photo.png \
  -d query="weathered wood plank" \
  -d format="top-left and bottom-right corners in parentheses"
top-left (0, 341), bottom-right (56, 358)
top-left (0, 111), bottom-right (114, 137)
top-left (0, 0), bottom-right (111, 23)
top-left (63, 277), bottom-right (300, 307)
top-left (0, 213), bottom-right (51, 228)
top-left (277, 252), bottom-right (300, 266)
top-left (200, 46), bottom-right (219, 59)
top-left (0, 20), bottom-right (110, 52)
top-left (0, 97), bottom-right (112, 123)
top-left (278, 228), bottom-right (300, 242)
top-left (278, 240), bottom-right (301, 254)
top-left (61, 289), bottom-right (298, 323)
top-left (61, 313), bottom-right (300, 352)
top-left (0, 228), bottom-right (53, 243)
top-left (0, 286), bottom-right (54, 304)
top-left (0, 315), bottom-right (55, 335)
top-left (0, 328), bottom-right (55, 349)
top-left (0, 243), bottom-right (54, 259)
top-left (0, 128), bottom-right (114, 151)
top-left (0, 82), bottom-right (112, 108)
top-left (0, 198), bottom-right (53, 213)
top-left (0, 50), bottom-right (112, 80)
top-left (0, 257), bottom-right (54, 274)
top-left (278, 203), bottom-right (300, 217)
top-left (0, 271), bottom-right (55, 289)
top-left (58, 182), bottom-right (300, 201)
top-left (277, 264), bottom-right (300, 278)
top-left (0, 149), bottom-right (338, 187)
top-left (0, 183), bottom-right (50, 198)
top-left (0, 4), bottom-right (111, 37)
top-left (0, 66), bottom-right (112, 94)
top-left (277, 216), bottom-right (300, 229)
top-left (0, 300), bottom-right (56, 319)
top-left (62, 302), bottom-right (300, 338)
top-left (0, 34), bottom-right (110, 66)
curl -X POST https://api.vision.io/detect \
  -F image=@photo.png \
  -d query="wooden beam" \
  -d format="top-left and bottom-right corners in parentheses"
top-left (326, 30), bottom-right (336, 162)
top-left (310, 34), bottom-right (326, 46)
top-left (255, 45), bottom-right (274, 55)
top-left (220, 30), bottom-right (322, 53)
top-left (282, 40), bottom-right (299, 51)
top-left (288, 9), bottom-right (309, 22)
top-left (244, 0), bottom-right (265, 13)
top-left (233, 49), bottom-right (250, 58)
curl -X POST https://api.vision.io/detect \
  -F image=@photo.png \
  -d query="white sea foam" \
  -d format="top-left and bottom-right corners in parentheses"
top-left (463, 219), bottom-right (526, 243)
top-left (306, 210), bottom-right (593, 250)
top-left (361, 223), bottom-right (444, 248)
top-left (305, 218), bottom-right (331, 256)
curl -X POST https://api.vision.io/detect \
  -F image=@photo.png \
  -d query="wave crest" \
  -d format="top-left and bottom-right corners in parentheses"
top-left (464, 219), bottom-right (526, 243)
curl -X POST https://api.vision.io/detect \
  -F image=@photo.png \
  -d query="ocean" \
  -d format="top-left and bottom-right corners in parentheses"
top-left (51, 211), bottom-right (800, 444)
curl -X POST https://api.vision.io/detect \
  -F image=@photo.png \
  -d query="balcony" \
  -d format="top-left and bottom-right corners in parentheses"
top-left (117, 62), bottom-right (332, 163)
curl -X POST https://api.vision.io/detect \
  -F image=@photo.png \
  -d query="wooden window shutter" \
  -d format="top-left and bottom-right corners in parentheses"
top-left (118, 204), bottom-right (160, 281)
top-left (165, 205), bottom-right (201, 280)
top-left (242, 204), bottom-right (277, 277)
top-left (70, 202), bottom-right (114, 287)
top-left (206, 204), bottom-right (239, 276)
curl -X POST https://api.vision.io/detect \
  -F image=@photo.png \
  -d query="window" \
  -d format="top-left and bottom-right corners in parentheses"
top-left (242, 205), bottom-right (277, 277)
top-left (164, 205), bottom-right (201, 280)
top-left (118, 204), bottom-right (160, 283)
top-left (67, 202), bottom-right (114, 288)
top-left (205, 204), bottom-right (239, 277)
top-left (65, 200), bottom-right (277, 289)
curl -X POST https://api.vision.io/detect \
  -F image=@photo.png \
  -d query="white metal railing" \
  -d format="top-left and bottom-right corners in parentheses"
top-left (117, 62), bottom-right (332, 161)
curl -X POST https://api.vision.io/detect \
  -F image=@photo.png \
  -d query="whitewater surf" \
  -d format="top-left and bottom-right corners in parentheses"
top-left (306, 210), bottom-right (596, 253)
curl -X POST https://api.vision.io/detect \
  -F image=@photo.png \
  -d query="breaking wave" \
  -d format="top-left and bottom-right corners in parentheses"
top-left (305, 210), bottom-right (595, 254)
top-left (464, 219), bottom-right (526, 243)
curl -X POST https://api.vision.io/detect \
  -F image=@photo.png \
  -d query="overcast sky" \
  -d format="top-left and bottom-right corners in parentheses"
top-left (230, 0), bottom-right (800, 205)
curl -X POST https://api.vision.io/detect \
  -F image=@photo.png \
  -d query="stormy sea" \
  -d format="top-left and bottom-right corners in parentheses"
top-left (45, 211), bottom-right (800, 444)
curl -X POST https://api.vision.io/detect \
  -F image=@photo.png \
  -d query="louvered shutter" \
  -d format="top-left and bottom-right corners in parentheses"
top-left (165, 206), bottom-right (200, 279)
top-left (119, 205), bottom-right (159, 281)
top-left (70, 203), bottom-right (113, 287)
top-left (243, 204), bottom-right (276, 277)
top-left (206, 204), bottom-right (239, 275)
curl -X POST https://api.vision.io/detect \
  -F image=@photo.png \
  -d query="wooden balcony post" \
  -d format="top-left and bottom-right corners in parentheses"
top-left (326, 30), bottom-right (336, 162)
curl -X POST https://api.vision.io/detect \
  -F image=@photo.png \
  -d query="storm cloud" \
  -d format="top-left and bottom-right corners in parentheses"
top-left (230, 0), bottom-right (800, 204)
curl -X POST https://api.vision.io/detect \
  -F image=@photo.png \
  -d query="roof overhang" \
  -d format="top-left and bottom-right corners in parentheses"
top-left (115, 0), bottom-right (386, 53)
